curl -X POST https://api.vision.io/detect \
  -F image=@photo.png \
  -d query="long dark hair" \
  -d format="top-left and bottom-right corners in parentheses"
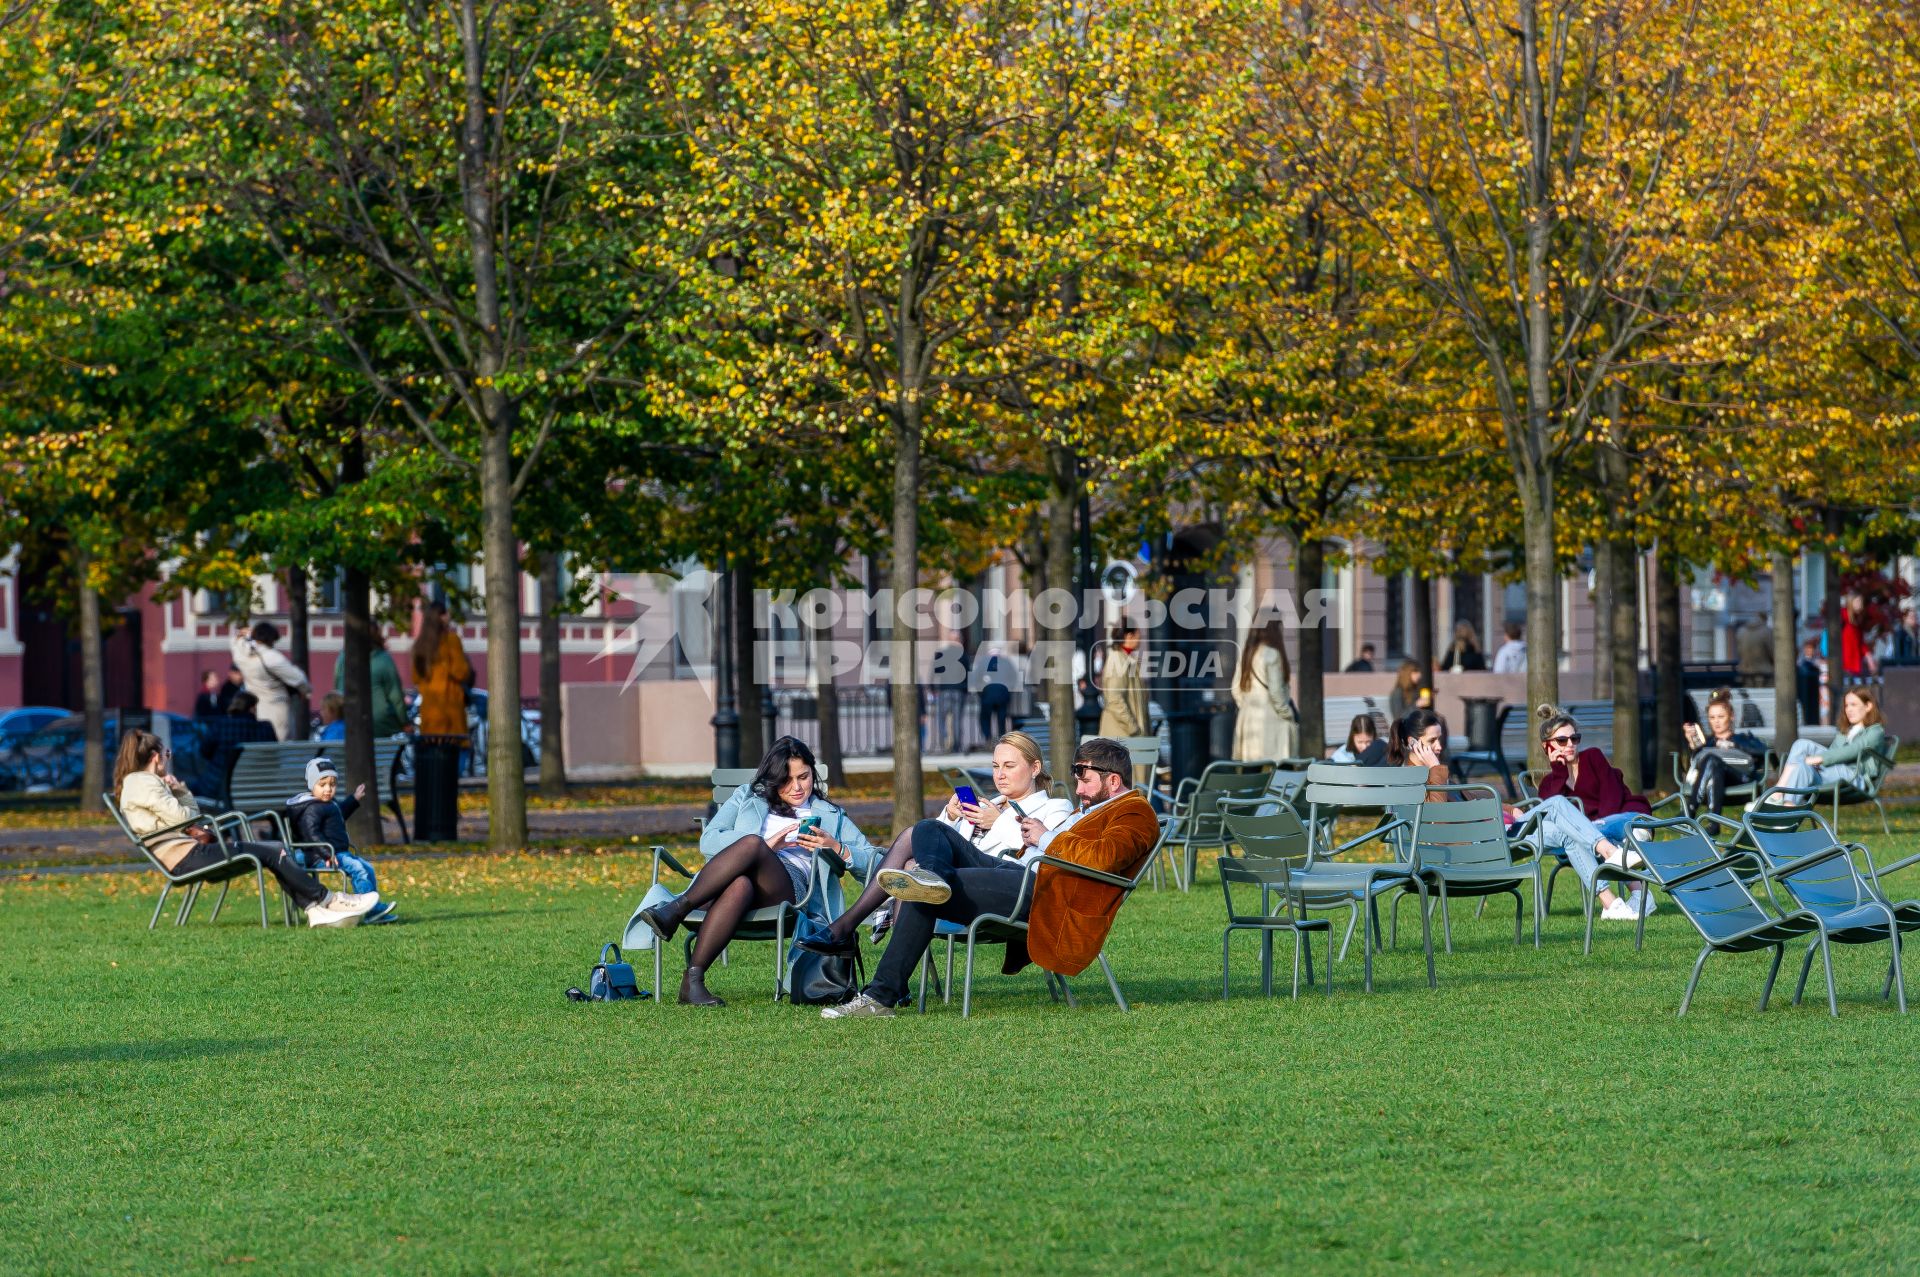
top-left (412, 603), bottom-right (448, 679)
top-left (1344, 713), bottom-right (1376, 755)
top-left (750, 735), bottom-right (823, 817)
top-left (1387, 708), bottom-right (1442, 766)
top-left (1237, 618), bottom-right (1291, 693)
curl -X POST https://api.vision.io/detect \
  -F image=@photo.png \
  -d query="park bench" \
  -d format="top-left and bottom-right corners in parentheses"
top-left (1321, 695), bottom-right (1390, 752)
top-left (224, 738), bottom-right (410, 843)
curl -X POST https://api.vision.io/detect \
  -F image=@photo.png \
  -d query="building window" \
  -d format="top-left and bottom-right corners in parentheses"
top-left (1384, 573), bottom-right (1406, 661)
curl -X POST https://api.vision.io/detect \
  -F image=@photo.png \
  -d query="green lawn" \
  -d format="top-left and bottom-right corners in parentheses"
top-left (5, 809), bottom-right (1920, 1275)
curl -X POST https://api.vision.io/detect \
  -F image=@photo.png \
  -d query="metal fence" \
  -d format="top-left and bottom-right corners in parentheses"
top-left (770, 685), bottom-right (1021, 758)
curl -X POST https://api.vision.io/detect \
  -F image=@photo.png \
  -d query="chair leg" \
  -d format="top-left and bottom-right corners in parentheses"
top-left (1289, 930), bottom-right (1303, 1000)
top-left (1325, 923), bottom-right (1335, 996)
top-left (918, 950), bottom-right (930, 1013)
top-left (1679, 945), bottom-right (1714, 1015)
top-left (1582, 889), bottom-right (1597, 956)
top-left (1361, 889), bottom-right (1376, 993)
top-left (1369, 896), bottom-right (1384, 954)
top-left (259, 868), bottom-right (272, 930)
top-left (1259, 929), bottom-right (1273, 997)
top-left (1336, 904), bottom-right (1359, 961)
top-left (1301, 923), bottom-right (1315, 987)
top-left (1513, 890), bottom-right (1523, 946)
top-left (1818, 935), bottom-right (1838, 1017)
top-left (1876, 798), bottom-right (1891, 838)
top-left (207, 880), bottom-right (232, 924)
top-left (1389, 889), bottom-right (1403, 949)
top-left (943, 936), bottom-right (954, 1004)
top-left (961, 938), bottom-right (978, 1018)
top-left (175, 882), bottom-right (198, 927)
top-left (149, 883), bottom-right (173, 931)
top-left (1436, 881), bottom-right (1453, 955)
top-left (1759, 943), bottom-right (1786, 1010)
top-left (1415, 878), bottom-right (1437, 988)
top-left (1098, 952), bottom-right (1127, 1011)
top-left (1222, 931), bottom-right (1233, 1001)
top-left (1059, 976), bottom-right (1078, 1009)
top-left (1793, 940), bottom-right (1817, 1005)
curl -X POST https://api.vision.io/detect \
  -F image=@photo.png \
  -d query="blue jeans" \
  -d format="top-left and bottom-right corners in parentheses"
top-left (1777, 739), bottom-right (1860, 795)
top-left (1528, 798), bottom-right (1637, 892)
top-left (295, 848), bottom-right (377, 895)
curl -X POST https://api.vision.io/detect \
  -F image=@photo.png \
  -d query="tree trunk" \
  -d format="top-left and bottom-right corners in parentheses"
top-left (1592, 537), bottom-right (1613, 702)
top-left (811, 592), bottom-right (844, 785)
top-left (1411, 572), bottom-right (1434, 691)
top-left (732, 559), bottom-right (762, 764)
top-left (1518, 476), bottom-right (1562, 770)
top-left (1608, 540), bottom-right (1642, 789)
top-left (888, 410), bottom-right (923, 835)
top-left (1044, 444), bottom-right (1077, 785)
top-left (459, 0), bottom-right (525, 849)
top-left (480, 428), bottom-right (526, 849)
top-left (1653, 550), bottom-right (1685, 772)
top-left (1292, 533), bottom-right (1325, 760)
top-left (341, 563), bottom-right (382, 846)
top-left (285, 564), bottom-right (310, 740)
top-left (1823, 506), bottom-right (1845, 725)
top-left (538, 550), bottom-right (565, 798)
top-left (1771, 550), bottom-right (1799, 753)
top-left (76, 546), bottom-right (105, 812)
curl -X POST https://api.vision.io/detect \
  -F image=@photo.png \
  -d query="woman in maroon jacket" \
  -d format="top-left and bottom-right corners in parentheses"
top-left (1534, 706), bottom-right (1656, 918)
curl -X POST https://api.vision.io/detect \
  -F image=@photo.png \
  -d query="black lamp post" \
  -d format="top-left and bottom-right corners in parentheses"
top-left (1075, 454), bottom-right (1104, 739)
top-left (711, 556), bottom-right (740, 774)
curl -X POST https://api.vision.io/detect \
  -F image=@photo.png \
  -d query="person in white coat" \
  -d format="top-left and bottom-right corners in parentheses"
top-left (797, 730), bottom-right (1076, 955)
top-left (1232, 618), bottom-right (1298, 761)
top-left (231, 622), bottom-right (311, 741)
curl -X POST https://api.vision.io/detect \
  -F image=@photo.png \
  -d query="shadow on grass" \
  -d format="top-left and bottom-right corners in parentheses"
top-left (0, 1036), bottom-right (283, 1100)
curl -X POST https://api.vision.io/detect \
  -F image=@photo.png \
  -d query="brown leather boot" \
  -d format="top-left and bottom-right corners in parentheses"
top-left (678, 965), bottom-right (725, 1007)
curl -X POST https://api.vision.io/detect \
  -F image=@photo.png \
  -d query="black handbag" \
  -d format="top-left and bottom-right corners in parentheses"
top-left (786, 945), bottom-right (864, 1006)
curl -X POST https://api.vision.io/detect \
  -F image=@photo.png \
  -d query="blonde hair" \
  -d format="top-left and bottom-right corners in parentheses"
top-left (997, 730), bottom-right (1052, 791)
top-left (1535, 702), bottom-right (1577, 744)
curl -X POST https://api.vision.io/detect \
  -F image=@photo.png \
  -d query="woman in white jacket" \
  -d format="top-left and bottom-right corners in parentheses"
top-left (231, 622), bottom-right (311, 741)
top-left (114, 731), bottom-right (374, 927)
top-left (1232, 618), bottom-right (1298, 761)
top-left (797, 730), bottom-right (1076, 955)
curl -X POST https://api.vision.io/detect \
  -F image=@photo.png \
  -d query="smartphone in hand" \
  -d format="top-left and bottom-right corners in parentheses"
top-left (954, 786), bottom-right (978, 808)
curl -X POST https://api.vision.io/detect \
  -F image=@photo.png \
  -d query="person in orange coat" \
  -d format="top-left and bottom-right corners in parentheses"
top-left (822, 738), bottom-right (1159, 1018)
top-left (411, 601), bottom-right (473, 739)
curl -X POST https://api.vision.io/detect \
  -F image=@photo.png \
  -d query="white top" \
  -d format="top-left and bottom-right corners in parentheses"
top-left (943, 787), bottom-right (1075, 864)
top-left (1491, 639), bottom-right (1528, 674)
top-left (761, 803), bottom-right (816, 877)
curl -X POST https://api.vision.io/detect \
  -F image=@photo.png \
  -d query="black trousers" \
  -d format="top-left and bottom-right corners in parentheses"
top-left (867, 820), bottom-right (1029, 1005)
top-left (1687, 750), bottom-right (1754, 814)
top-left (978, 694), bottom-right (1010, 744)
top-left (171, 840), bottom-right (329, 910)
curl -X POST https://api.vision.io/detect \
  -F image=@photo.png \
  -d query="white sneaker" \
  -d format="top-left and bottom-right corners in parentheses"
top-left (1600, 899), bottom-right (1640, 922)
top-left (333, 891), bottom-right (380, 916)
top-left (821, 992), bottom-right (895, 1019)
top-left (877, 866), bottom-right (951, 904)
top-left (306, 899), bottom-right (364, 928)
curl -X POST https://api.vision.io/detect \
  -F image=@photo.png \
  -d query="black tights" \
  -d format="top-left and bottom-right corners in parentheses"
top-left (676, 835), bottom-right (797, 969)
top-left (825, 827), bottom-right (918, 943)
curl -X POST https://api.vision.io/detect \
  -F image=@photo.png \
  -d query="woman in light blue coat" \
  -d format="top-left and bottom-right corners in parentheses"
top-left (636, 736), bottom-right (883, 1005)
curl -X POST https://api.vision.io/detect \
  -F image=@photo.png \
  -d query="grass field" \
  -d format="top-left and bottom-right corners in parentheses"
top-left (5, 806), bottom-right (1920, 1275)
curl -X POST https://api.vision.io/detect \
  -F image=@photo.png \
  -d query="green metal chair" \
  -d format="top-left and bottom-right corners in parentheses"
top-left (1651, 745), bottom-right (1777, 821)
top-left (628, 842), bottom-right (838, 1003)
top-left (1218, 855), bottom-right (1334, 1000)
top-left (1739, 799), bottom-right (1920, 1013)
top-left (917, 845), bottom-right (1156, 1018)
top-left (1219, 794), bottom-right (1369, 957)
top-left (106, 795), bottom-right (272, 931)
top-left (1628, 816), bottom-right (1836, 1016)
top-left (1298, 762), bottom-right (1438, 992)
top-left (1391, 784), bottom-right (1543, 953)
top-left (1820, 734), bottom-right (1899, 837)
top-left (1155, 759), bottom-right (1276, 892)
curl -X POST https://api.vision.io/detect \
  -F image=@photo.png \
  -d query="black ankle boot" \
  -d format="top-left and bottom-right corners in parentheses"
top-left (640, 898), bottom-right (686, 942)
top-left (679, 966), bottom-right (725, 1007)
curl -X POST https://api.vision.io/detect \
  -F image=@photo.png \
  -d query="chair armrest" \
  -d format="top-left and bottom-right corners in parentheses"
top-left (1322, 817), bottom-right (1410, 860)
top-left (651, 845), bottom-right (693, 887)
top-left (1663, 849), bottom-right (1763, 888)
top-left (1758, 843), bottom-right (1857, 882)
top-left (1868, 849), bottom-right (1920, 880)
top-left (1696, 812), bottom-right (1745, 838)
top-left (1032, 854), bottom-right (1135, 890)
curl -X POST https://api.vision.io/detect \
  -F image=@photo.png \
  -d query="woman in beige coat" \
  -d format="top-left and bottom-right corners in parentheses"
top-left (1098, 625), bottom-right (1151, 785)
top-left (1232, 618), bottom-right (1299, 761)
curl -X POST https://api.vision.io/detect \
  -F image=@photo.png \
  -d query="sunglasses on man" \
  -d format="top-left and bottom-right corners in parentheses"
top-left (1071, 763), bottom-right (1124, 780)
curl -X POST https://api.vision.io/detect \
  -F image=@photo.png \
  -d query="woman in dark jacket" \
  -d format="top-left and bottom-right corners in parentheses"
top-left (1681, 691), bottom-right (1768, 816)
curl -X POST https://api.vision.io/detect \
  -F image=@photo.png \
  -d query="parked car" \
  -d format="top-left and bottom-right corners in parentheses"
top-left (17, 711), bottom-right (215, 797)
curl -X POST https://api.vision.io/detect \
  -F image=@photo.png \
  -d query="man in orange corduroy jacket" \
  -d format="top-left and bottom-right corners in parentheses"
top-left (823, 738), bottom-right (1159, 1019)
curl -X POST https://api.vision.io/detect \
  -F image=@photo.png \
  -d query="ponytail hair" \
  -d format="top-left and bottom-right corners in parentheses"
top-left (1535, 702), bottom-right (1577, 745)
top-left (112, 730), bottom-right (163, 794)
top-left (997, 729), bottom-right (1052, 791)
top-left (1387, 707), bottom-right (1442, 765)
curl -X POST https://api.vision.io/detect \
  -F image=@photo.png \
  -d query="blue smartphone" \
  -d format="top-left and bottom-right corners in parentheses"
top-left (797, 815), bottom-right (820, 836)
top-left (954, 786), bottom-right (978, 807)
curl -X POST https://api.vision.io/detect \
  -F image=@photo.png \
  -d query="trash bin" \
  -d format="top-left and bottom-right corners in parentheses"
top-left (1462, 697), bottom-right (1502, 753)
top-left (413, 734), bottom-right (464, 842)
